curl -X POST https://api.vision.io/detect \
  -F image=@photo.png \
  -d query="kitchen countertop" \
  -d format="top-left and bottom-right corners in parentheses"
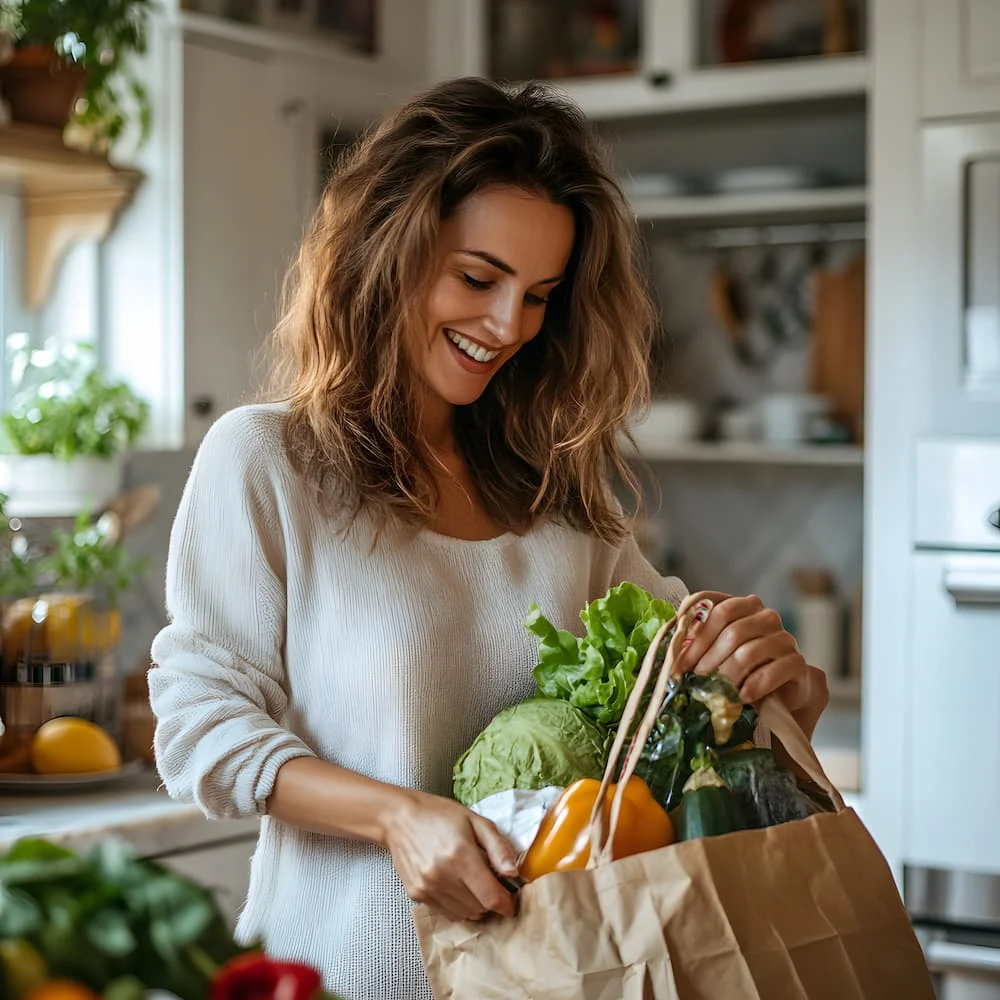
top-left (0, 767), bottom-right (259, 857)
top-left (0, 722), bottom-right (862, 860)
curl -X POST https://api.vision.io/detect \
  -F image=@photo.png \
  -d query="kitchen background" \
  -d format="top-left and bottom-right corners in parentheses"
top-left (0, 0), bottom-right (997, 996)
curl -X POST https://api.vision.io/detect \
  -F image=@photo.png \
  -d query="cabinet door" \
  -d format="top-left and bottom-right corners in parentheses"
top-left (182, 38), bottom-right (305, 446)
top-left (155, 837), bottom-right (257, 927)
top-left (427, 0), bottom-right (691, 105)
top-left (921, 121), bottom-right (1000, 435)
top-left (922, 0), bottom-right (1000, 119)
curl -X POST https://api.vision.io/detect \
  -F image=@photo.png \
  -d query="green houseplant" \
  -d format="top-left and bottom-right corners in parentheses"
top-left (0, 0), bottom-right (153, 151)
top-left (0, 336), bottom-right (149, 518)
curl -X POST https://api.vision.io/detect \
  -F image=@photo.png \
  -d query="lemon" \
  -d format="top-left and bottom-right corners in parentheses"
top-left (31, 717), bottom-right (122, 775)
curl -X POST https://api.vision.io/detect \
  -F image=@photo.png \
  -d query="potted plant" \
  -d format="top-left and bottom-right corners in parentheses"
top-left (0, 335), bottom-right (149, 518)
top-left (0, 0), bottom-right (153, 152)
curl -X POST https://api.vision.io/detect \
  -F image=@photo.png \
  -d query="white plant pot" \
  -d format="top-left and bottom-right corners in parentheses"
top-left (0, 454), bottom-right (124, 518)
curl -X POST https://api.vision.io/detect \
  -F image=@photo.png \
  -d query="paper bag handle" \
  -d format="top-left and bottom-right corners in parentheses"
top-left (586, 596), bottom-right (846, 868)
top-left (755, 695), bottom-right (846, 812)
top-left (586, 601), bottom-right (706, 868)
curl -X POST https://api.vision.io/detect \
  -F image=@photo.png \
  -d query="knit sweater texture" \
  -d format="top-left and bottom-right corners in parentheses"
top-left (149, 403), bottom-right (687, 1000)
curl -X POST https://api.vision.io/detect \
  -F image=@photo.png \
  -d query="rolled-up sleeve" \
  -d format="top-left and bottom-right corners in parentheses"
top-left (149, 410), bottom-right (315, 820)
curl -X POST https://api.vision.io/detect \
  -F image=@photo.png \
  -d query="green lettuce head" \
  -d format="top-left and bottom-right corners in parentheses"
top-left (527, 581), bottom-right (675, 726)
top-left (452, 698), bottom-right (610, 807)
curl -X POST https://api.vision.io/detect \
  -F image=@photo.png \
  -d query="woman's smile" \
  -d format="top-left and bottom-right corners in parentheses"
top-left (444, 328), bottom-right (502, 370)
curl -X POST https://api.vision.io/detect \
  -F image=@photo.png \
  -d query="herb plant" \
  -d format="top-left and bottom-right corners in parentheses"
top-left (2, 337), bottom-right (149, 460)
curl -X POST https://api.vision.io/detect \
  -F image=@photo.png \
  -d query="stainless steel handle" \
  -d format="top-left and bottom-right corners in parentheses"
top-left (926, 939), bottom-right (1000, 976)
top-left (944, 568), bottom-right (1000, 605)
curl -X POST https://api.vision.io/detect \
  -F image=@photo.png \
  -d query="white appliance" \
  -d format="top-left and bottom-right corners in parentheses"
top-left (906, 439), bottom-right (1000, 999)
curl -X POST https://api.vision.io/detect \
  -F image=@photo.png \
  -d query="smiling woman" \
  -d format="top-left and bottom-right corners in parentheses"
top-left (148, 76), bottom-right (827, 1000)
top-left (267, 78), bottom-right (656, 545)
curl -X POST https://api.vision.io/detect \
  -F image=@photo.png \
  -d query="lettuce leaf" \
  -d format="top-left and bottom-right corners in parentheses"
top-left (527, 582), bottom-right (675, 726)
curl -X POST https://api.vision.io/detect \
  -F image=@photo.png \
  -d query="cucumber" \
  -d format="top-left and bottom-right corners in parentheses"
top-left (670, 765), bottom-right (747, 841)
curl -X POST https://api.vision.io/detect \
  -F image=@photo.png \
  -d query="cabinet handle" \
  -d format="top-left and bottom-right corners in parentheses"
top-left (191, 395), bottom-right (215, 418)
top-left (926, 939), bottom-right (1000, 977)
top-left (990, 508), bottom-right (1000, 531)
top-left (647, 70), bottom-right (673, 89)
top-left (943, 567), bottom-right (1000, 605)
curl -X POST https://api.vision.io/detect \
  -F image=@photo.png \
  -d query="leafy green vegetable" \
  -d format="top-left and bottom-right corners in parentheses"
top-left (528, 582), bottom-right (675, 725)
top-left (0, 837), bottom-right (246, 999)
top-left (453, 698), bottom-right (611, 807)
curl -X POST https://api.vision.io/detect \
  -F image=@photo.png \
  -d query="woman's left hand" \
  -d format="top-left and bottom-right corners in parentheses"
top-left (673, 591), bottom-right (829, 736)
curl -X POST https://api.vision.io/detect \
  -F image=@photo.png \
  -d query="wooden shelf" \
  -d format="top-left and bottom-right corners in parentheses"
top-left (827, 677), bottom-right (862, 706)
top-left (628, 438), bottom-right (863, 467)
top-left (554, 54), bottom-right (868, 121)
top-left (0, 124), bottom-right (143, 308)
top-left (633, 186), bottom-right (867, 226)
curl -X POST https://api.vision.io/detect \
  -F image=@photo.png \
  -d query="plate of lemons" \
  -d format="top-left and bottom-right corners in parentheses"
top-left (0, 717), bottom-right (146, 793)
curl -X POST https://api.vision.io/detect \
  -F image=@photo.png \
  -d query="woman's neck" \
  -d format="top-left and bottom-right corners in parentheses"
top-left (418, 393), bottom-right (456, 454)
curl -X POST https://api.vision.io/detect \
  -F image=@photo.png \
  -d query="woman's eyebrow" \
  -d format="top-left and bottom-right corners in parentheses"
top-left (457, 249), bottom-right (563, 285)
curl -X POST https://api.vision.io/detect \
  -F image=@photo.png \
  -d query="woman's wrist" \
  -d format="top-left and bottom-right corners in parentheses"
top-left (268, 756), bottom-right (421, 845)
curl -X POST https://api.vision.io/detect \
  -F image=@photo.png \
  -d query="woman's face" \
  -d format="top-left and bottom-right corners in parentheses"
top-left (416, 185), bottom-right (575, 410)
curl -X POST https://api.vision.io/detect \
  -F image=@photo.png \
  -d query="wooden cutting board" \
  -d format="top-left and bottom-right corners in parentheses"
top-left (810, 252), bottom-right (866, 443)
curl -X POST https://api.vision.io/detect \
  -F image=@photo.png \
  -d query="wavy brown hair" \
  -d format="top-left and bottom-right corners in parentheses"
top-left (269, 77), bottom-right (656, 543)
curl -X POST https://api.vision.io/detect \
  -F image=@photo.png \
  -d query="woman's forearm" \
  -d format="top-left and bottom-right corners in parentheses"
top-left (266, 756), bottom-right (415, 845)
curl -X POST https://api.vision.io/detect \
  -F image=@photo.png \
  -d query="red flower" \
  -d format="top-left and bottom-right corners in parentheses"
top-left (211, 953), bottom-right (324, 1000)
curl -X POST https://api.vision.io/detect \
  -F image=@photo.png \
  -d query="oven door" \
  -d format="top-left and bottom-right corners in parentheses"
top-left (908, 868), bottom-right (1000, 1000)
top-left (907, 550), bottom-right (1000, 874)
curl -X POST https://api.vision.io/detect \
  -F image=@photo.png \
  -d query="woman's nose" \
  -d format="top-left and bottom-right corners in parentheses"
top-left (483, 293), bottom-right (522, 345)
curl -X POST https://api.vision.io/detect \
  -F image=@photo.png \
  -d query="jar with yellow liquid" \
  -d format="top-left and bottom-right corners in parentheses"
top-left (0, 592), bottom-right (123, 774)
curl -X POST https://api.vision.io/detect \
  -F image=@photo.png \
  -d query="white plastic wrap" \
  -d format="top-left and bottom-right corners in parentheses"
top-left (469, 786), bottom-right (565, 856)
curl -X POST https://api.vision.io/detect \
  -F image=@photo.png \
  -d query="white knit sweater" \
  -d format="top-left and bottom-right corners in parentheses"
top-left (149, 404), bottom-right (687, 1000)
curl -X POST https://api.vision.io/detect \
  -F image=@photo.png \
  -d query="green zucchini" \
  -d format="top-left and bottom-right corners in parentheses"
top-left (670, 764), bottom-right (747, 841)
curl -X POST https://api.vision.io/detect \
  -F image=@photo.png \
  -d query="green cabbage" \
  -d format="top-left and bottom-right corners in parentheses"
top-left (452, 698), bottom-right (610, 807)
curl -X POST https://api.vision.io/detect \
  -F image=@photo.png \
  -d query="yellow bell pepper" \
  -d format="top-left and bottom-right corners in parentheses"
top-left (519, 776), bottom-right (674, 882)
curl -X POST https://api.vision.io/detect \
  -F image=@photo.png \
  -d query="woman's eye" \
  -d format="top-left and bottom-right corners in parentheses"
top-left (525, 292), bottom-right (549, 307)
top-left (463, 273), bottom-right (491, 290)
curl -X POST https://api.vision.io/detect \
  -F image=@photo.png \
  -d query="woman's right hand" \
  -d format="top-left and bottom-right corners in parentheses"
top-left (383, 789), bottom-right (519, 922)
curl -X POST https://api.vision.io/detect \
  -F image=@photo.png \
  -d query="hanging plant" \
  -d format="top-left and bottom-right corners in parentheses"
top-left (0, 0), bottom-right (154, 152)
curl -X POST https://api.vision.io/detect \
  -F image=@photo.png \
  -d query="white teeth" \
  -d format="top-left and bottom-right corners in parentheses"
top-left (447, 330), bottom-right (499, 363)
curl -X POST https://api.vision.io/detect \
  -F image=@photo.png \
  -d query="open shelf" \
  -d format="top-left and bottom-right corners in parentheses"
top-left (632, 185), bottom-right (867, 226)
top-left (827, 676), bottom-right (862, 706)
top-left (0, 125), bottom-right (143, 308)
top-left (555, 54), bottom-right (868, 121)
top-left (628, 438), bottom-right (864, 467)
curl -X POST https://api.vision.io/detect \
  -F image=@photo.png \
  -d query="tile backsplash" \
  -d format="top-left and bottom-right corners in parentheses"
top-left (117, 448), bottom-right (197, 676)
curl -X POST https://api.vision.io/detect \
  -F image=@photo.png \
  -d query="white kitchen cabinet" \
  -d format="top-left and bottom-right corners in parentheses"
top-left (155, 835), bottom-right (258, 927)
top-left (428, 0), bottom-right (867, 120)
top-left (103, 6), bottom-right (429, 449)
top-left (921, 0), bottom-right (1000, 120)
top-left (181, 36), bottom-right (305, 446)
top-left (920, 120), bottom-right (1000, 436)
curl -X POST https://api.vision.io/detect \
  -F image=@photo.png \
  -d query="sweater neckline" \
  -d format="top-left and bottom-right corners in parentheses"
top-left (417, 526), bottom-right (518, 550)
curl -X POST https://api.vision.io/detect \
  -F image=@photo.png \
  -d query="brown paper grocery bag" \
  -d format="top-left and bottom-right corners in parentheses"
top-left (415, 607), bottom-right (934, 999)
